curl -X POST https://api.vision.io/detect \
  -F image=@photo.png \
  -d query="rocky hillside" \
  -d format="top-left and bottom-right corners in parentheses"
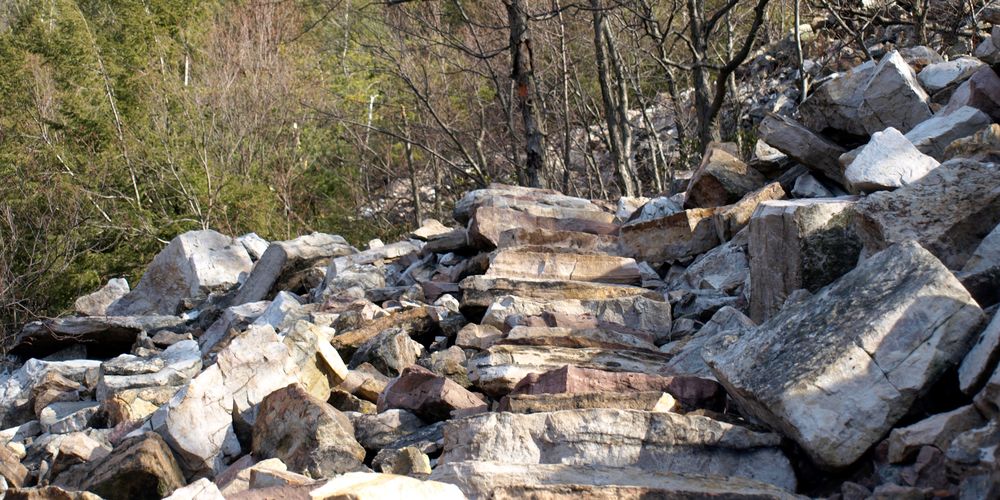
top-left (2, 34), bottom-right (1000, 499)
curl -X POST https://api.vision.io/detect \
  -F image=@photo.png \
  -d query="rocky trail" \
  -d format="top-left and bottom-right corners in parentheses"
top-left (4, 36), bottom-right (1000, 500)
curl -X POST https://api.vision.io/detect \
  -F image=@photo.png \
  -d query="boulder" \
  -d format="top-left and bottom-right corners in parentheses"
top-left (946, 123), bottom-right (1000, 161)
top-left (495, 228), bottom-right (619, 254)
top-left (96, 340), bottom-right (201, 409)
top-left (684, 144), bottom-right (766, 209)
top-left (199, 301), bottom-right (268, 357)
top-left (758, 114), bottom-right (847, 186)
top-left (377, 366), bottom-right (486, 422)
top-left (671, 237), bottom-right (748, 295)
top-left (249, 291), bottom-right (304, 331)
top-left (619, 208), bottom-right (721, 264)
top-left (437, 409), bottom-right (795, 491)
top-left (628, 196), bottom-right (683, 223)
top-left (0, 359), bottom-right (100, 429)
top-left (39, 401), bottom-right (99, 434)
top-left (348, 327), bottom-right (424, 377)
top-left (454, 184), bottom-right (602, 224)
top-left (940, 66), bottom-right (1000, 121)
top-left (887, 405), bottom-right (985, 464)
top-left (467, 345), bottom-right (675, 397)
top-left (858, 50), bottom-right (932, 134)
top-left (53, 433), bottom-right (186, 500)
top-left (469, 206), bottom-right (617, 249)
top-left (109, 230), bottom-right (252, 316)
top-left (459, 276), bottom-right (656, 312)
top-left (31, 371), bottom-right (83, 417)
top-left (501, 391), bottom-right (677, 414)
top-left (662, 306), bottom-right (755, 379)
top-left (233, 233), bottom-right (355, 306)
top-left (713, 182), bottom-right (786, 241)
top-left (309, 472), bottom-right (466, 500)
top-left (337, 364), bottom-right (391, 403)
top-left (798, 60), bottom-right (875, 137)
top-left (792, 173), bottom-right (834, 198)
top-left (11, 315), bottom-right (185, 360)
top-left (371, 446), bottom-right (432, 476)
top-left (485, 249), bottom-right (641, 285)
top-left (502, 325), bottom-right (658, 352)
top-left (853, 159), bottom-right (1000, 270)
top-left (959, 310), bottom-right (1000, 394)
top-left (251, 384), bottom-right (366, 478)
top-left (843, 127), bottom-right (940, 192)
top-left (237, 232), bottom-right (269, 259)
top-left (454, 324), bottom-right (503, 350)
top-left (959, 221), bottom-right (1000, 307)
top-left (705, 241), bottom-right (985, 469)
top-left (904, 106), bottom-right (991, 161)
top-left (430, 462), bottom-right (801, 499)
top-left (347, 409), bottom-right (427, 451)
top-left (73, 278), bottom-right (129, 316)
top-left (163, 478), bottom-right (225, 500)
top-left (917, 57), bottom-right (984, 92)
top-left (0, 441), bottom-right (29, 488)
top-left (748, 198), bottom-right (861, 322)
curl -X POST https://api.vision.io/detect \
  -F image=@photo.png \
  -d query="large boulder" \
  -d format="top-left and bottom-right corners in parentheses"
top-left (619, 208), bottom-right (720, 264)
top-left (758, 114), bottom-right (847, 186)
top-left (857, 50), bottom-right (932, 134)
top-left (437, 409), bottom-right (796, 491)
top-left (798, 60), bottom-right (875, 137)
top-left (469, 206), bottom-right (617, 250)
top-left (251, 384), bottom-right (366, 478)
top-left (904, 106), bottom-right (991, 161)
top-left (232, 232), bottom-right (355, 306)
top-left (459, 276), bottom-right (656, 312)
top-left (377, 365), bottom-right (486, 422)
top-left (853, 159), bottom-right (1000, 270)
top-left (684, 144), bottom-right (766, 209)
top-left (705, 241), bottom-right (985, 469)
top-left (748, 198), bottom-right (861, 323)
top-left (843, 127), bottom-right (939, 192)
top-left (485, 249), bottom-right (641, 285)
top-left (939, 66), bottom-right (1000, 121)
top-left (454, 184), bottom-right (602, 224)
top-left (53, 433), bottom-right (186, 500)
top-left (109, 230), bottom-right (252, 316)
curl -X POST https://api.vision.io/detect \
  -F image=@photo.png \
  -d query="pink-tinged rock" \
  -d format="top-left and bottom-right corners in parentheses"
top-left (377, 366), bottom-right (486, 422)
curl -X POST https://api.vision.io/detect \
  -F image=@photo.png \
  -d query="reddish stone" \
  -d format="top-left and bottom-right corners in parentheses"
top-left (377, 366), bottom-right (487, 422)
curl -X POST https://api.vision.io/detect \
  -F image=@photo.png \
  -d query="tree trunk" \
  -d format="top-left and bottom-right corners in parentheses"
top-left (591, 0), bottom-right (636, 197)
top-left (507, 0), bottom-right (545, 188)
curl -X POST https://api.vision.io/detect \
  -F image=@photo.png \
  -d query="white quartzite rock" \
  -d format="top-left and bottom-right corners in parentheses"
top-left (705, 241), bottom-right (984, 469)
top-left (858, 50), bottom-right (932, 134)
top-left (73, 278), bottom-right (129, 316)
top-left (918, 57), bottom-right (984, 92)
top-left (844, 127), bottom-right (939, 192)
top-left (904, 105), bottom-right (992, 161)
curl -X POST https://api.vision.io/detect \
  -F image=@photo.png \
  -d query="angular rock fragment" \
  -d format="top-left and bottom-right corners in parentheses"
top-left (0, 441), bottom-right (29, 488)
top-left (940, 66), bottom-right (1000, 121)
top-left (485, 248), bottom-right (640, 285)
top-left (54, 433), bottom-right (186, 500)
top-left (495, 228), bottom-right (619, 253)
top-left (858, 50), bottom-right (932, 134)
top-left (705, 241), bottom-right (985, 469)
top-left (438, 409), bottom-right (795, 491)
top-left (163, 478), bottom-right (225, 500)
top-left (74, 278), bottom-right (129, 316)
top-left (918, 57), bottom-right (984, 92)
top-left (251, 384), bottom-right (365, 478)
top-left (469, 206), bottom-right (617, 249)
top-left (758, 114), bottom-right (847, 186)
top-left (109, 230), bottom-right (252, 316)
top-left (11, 315), bottom-right (185, 360)
top-left (3, 486), bottom-right (103, 500)
top-left (347, 409), bottom-right (427, 451)
top-left (662, 306), bottom-right (755, 379)
top-left (887, 405), bottom-right (985, 463)
top-left (349, 327), bottom-right (424, 377)
top-left (713, 182), bottom-right (786, 241)
top-left (798, 60), bottom-right (875, 137)
top-left (853, 159), bottom-right (1000, 269)
top-left (377, 366), bottom-right (486, 422)
top-left (748, 198), bottom-right (861, 322)
top-left (309, 472), bottom-right (466, 500)
top-left (501, 391), bottom-right (676, 414)
top-left (904, 105), bottom-right (991, 161)
top-left (459, 276), bottom-right (656, 312)
top-left (454, 184), bottom-right (602, 224)
top-left (844, 127), bottom-right (939, 192)
top-left (455, 324), bottom-right (503, 350)
top-left (330, 307), bottom-right (434, 357)
top-left (233, 233), bottom-right (355, 306)
top-left (39, 401), bottom-right (99, 434)
top-left (684, 144), bottom-right (766, 209)
top-left (959, 310), bottom-right (1000, 394)
top-left (371, 446), bottom-right (432, 476)
top-left (619, 208), bottom-right (721, 264)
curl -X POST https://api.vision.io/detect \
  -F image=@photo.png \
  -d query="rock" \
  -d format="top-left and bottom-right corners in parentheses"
top-left (844, 127), bottom-right (940, 192)
top-left (904, 106), bottom-right (992, 161)
top-left (237, 232), bottom-right (270, 260)
top-left (455, 324), bottom-right (503, 350)
top-left (454, 184), bottom-right (602, 224)
top-left (423, 346), bottom-right (470, 387)
top-left (501, 391), bottom-right (677, 414)
top-left (792, 173), bottom-right (834, 198)
top-left (887, 405), bottom-right (985, 463)
top-left (748, 198), bottom-right (861, 322)
top-left (495, 228), bottom-right (618, 254)
top-left (684, 144), bottom-right (766, 209)
top-left (469, 206), bottom-right (617, 249)
top-left (329, 307), bottom-right (434, 357)
top-left (485, 249), bottom-right (641, 285)
top-left (249, 466), bottom-right (316, 490)
top-left (502, 325), bottom-right (658, 352)
top-left (251, 384), bottom-right (365, 478)
top-left (758, 114), bottom-right (847, 186)
top-left (481, 294), bottom-right (671, 345)
top-left (959, 310), bottom-right (1000, 394)
top-left (3, 486), bottom-right (103, 500)
top-left (41, 432), bottom-right (112, 482)
top-left (0, 440), bottom-right (29, 488)
top-left (109, 230), bottom-right (252, 316)
top-left (53, 433), bottom-right (186, 500)
top-left (31, 371), bottom-right (83, 417)
top-left (437, 409), bottom-right (795, 491)
top-left (411, 219), bottom-right (454, 240)
top-left (163, 478), bottom-right (225, 500)
top-left (672, 237), bottom-right (748, 295)
top-left (0, 359), bottom-right (101, 429)
top-left (11, 315), bottom-right (186, 360)
top-left (215, 456), bottom-right (278, 496)
top-left (233, 233), bottom-right (355, 305)
top-left (459, 276), bottom-right (656, 312)
top-left (858, 50), bottom-right (932, 134)
top-left (74, 278), bottom-right (129, 316)
top-left (946, 419), bottom-right (1000, 467)
top-left (959, 221), bottom-right (1000, 307)
top-left (899, 46), bottom-right (944, 70)
top-left (467, 345), bottom-right (676, 397)
top-left (347, 409), bottom-right (427, 451)
top-left (619, 208), bottom-right (720, 264)
top-left (940, 66), bottom-right (1000, 122)
top-left (371, 446), bottom-right (432, 476)
top-left (348, 327), bottom-right (424, 377)
top-left (96, 340), bottom-right (201, 410)
top-left (705, 241), bottom-right (985, 469)
top-left (629, 196), bottom-right (683, 223)
top-left (157, 323), bottom-right (343, 476)
top-left (337, 364), bottom-right (391, 403)
top-left (853, 159), bottom-right (1000, 270)
top-left (39, 401), bottom-right (99, 434)
top-left (974, 34), bottom-right (1000, 64)
top-left (616, 196), bottom-right (648, 221)
top-left (946, 123), bottom-right (1000, 161)
top-left (377, 366), bottom-right (485, 422)
top-left (250, 291), bottom-right (304, 331)
top-left (918, 57), bottom-right (984, 92)
top-left (798, 60), bottom-right (875, 137)
top-left (199, 301), bottom-right (268, 357)
top-left (713, 182), bottom-right (786, 241)
top-left (662, 306), bottom-right (755, 379)
top-left (431, 462), bottom-right (801, 499)
top-left (505, 365), bottom-right (724, 411)
top-left (309, 472), bottom-right (466, 500)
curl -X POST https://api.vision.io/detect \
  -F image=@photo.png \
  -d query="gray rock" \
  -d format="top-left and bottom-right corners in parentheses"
top-left (0, 359), bottom-right (101, 429)
top-left (236, 232), bottom-right (270, 260)
top-left (233, 232), bottom-right (354, 306)
top-left (748, 198), bottom-right (861, 323)
top-left (858, 50), bottom-right (932, 134)
top-left (853, 159), bottom-right (1000, 270)
top-left (347, 409), bottom-right (427, 451)
top-left (631, 196), bottom-right (683, 223)
top-left (918, 57), bottom-right (984, 93)
top-left (198, 300), bottom-right (268, 357)
top-left (349, 327), bottom-right (424, 377)
top-left (940, 66), bottom-right (1000, 122)
top-left (671, 238), bottom-right (748, 295)
top-left (758, 114), bottom-right (847, 186)
top-left (887, 405), bottom-right (985, 463)
top-left (96, 340), bottom-right (201, 406)
top-left (705, 241), bottom-right (985, 469)
top-left (904, 106), bottom-right (992, 161)
top-left (39, 401), bottom-right (99, 434)
top-left (662, 306), bottom-right (755, 379)
top-left (437, 409), bottom-right (796, 491)
top-left (798, 60), bottom-right (875, 137)
top-left (959, 309), bottom-right (1000, 394)
top-left (791, 173), bottom-right (834, 198)
top-left (250, 291), bottom-right (303, 331)
top-left (73, 278), bottom-right (129, 316)
top-left (844, 127), bottom-right (939, 192)
top-left (619, 208), bottom-right (721, 264)
top-left (109, 230), bottom-right (252, 316)
top-left (11, 315), bottom-right (186, 360)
